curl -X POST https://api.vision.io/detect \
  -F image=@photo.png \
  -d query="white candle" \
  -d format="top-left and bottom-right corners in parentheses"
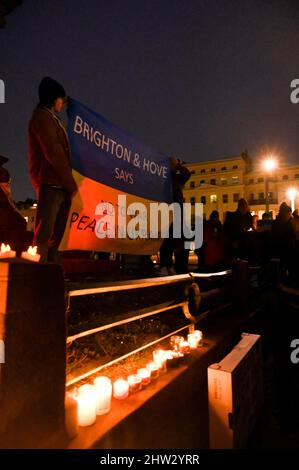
top-left (127, 374), bottom-right (142, 393)
top-left (113, 379), bottom-right (129, 399)
top-left (21, 245), bottom-right (41, 262)
top-left (0, 243), bottom-right (16, 259)
top-left (93, 376), bottom-right (112, 415)
top-left (193, 330), bottom-right (203, 343)
top-left (65, 393), bottom-right (79, 439)
top-left (137, 368), bottom-right (151, 386)
top-left (77, 384), bottom-right (97, 427)
top-left (153, 349), bottom-right (167, 373)
top-left (179, 341), bottom-right (191, 355)
top-left (146, 362), bottom-right (159, 379)
top-left (187, 333), bottom-right (199, 350)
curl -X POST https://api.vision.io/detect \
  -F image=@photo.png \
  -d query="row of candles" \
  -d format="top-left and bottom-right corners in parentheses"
top-left (0, 243), bottom-right (41, 262)
top-left (66, 330), bottom-right (203, 436)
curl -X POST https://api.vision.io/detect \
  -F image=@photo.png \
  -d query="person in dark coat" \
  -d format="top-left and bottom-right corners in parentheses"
top-left (28, 76), bottom-right (78, 263)
top-left (224, 198), bottom-right (253, 261)
top-left (271, 202), bottom-right (296, 283)
top-left (0, 155), bottom-right (33, 253)
top-left (0, 155), bottom-right (27, 231)
top-left (201, 210), bottom-right (226, 272)
top-left (159, 156), bottom-right (191, 275)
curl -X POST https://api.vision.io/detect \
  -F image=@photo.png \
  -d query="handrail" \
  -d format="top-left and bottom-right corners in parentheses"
top-left (67, 301), bottom-right (191, 344)
top-left (68, 273), bottom-right (190, 297)
top-left (66, 323), bottom-right (191, 387)
top-left (190, 270), bottom-right (232, 278)
top-left (68, 270), bottom-right (232, 298)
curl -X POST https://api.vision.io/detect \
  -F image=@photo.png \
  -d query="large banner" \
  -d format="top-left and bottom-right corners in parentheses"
top-left (60, 99), bottom-right (172, 254)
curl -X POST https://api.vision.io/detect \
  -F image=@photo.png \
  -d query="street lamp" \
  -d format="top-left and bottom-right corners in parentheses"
top-left (263, 157), bottom-right (278, 213)
top-left (287, 188), bottom-right (296, 212)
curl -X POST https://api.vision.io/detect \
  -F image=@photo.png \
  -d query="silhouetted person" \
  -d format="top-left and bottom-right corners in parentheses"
top-left (159, 156), bottom-right (191, 275)
top-left (272, 202), bottom-right (296, 283)
top-left (28, 77), bottom-right (78, 263)
top-left (200, 210), bottom-right (226, 272)
top-left (224, 198), bottom-right (253, 260)
top-left (0, 154), bottom-right (32, 253)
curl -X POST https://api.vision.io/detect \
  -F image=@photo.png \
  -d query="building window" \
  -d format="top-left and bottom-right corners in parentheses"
top-left (232, 176), bottom-right (239, 184)
top-left (201, 195), bottom-right (206, 205)
top-left (282, 175), bottom-right (289, 181)
top-left (259, 192), bottom-right (264, 199)
top-left (220, 178), bottom-right (227, 185)
top-left (221, 166), bottom-right (227, 171)
top-left (200, 179), bottom-right (205, 185)
top-left (268, 192), bottom-right (273, 198)
top-left (248, 178), bottom-right (254, 184)
top-left (210, 194), bottom-right (217, 203)
top-left (211, 168), bottom-right (216, 173)
top-left (232, 165), bottom-right (238, 169)
top-left (190, 170), bottom-right (195, 175)
top-left (222, 194), bottom-right (228, 203)
top-left (200, 169), bottom-right (206, 174)
top-left (190, 197), bottom-right (196, 205)
top-left (295, 174), bottom-right (299, 180)
top-left (249, 193), bottom-right (254, 201)
top-left (257, 177), bottom-right (264, 183)
top-left (233, 193), bottom-right (239, 202)
top-left (190, 181), bottom-right (195, 188)
top-left (210, 179), bottom-right (216, 185)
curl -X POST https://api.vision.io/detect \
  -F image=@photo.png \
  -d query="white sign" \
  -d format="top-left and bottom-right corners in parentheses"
top-left (0, 79), bottom-right (4, 103)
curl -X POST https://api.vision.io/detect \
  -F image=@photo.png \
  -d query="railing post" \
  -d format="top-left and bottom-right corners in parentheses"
top-left (0, 259), bottom-right (66, 448)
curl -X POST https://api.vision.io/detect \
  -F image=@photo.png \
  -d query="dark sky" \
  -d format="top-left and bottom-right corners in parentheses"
top-left (1, 0), bottom-right (299, 200)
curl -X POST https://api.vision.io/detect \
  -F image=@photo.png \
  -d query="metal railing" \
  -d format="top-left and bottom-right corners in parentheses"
top-left (66, 270), bottom-right (233, 387)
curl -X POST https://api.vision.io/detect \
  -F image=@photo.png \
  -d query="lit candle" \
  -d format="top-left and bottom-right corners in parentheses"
top-left (77, 384), bottom-right (97, 427)
top-left (21, 245), bottom-right (41, 262)
top-left (187, 333), bottom-right (199, 350)
top-left (127, 374), bottom-right (142, 393)
top-left (170, 335), bottom-right (184, 351)
top-left (153, 349), bottom-right (167, 373)
top-left (137, 368), bottom-right (151, 386)
top-left (93, 376), bottom-right (112, 415)
top-left (65, 392), bottom-right (79, 439)
top-left (193, 330), bottom-right (203, 343)
top-left (146, 362), bottom-right (159, 379)
top-left (179, 341), bottom-right (191, 355)
top-left (113, 379), bottom-right (129, 399)
top-left (0, 243), bottom-right (16, 259)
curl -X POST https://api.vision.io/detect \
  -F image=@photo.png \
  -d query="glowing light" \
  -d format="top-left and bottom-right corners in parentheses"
top-left (263, 157), bottom-right (277, 172)
top-left (287, 188), bottom-right (297, 212)
top-left (0, 243), bottom-right (16, 258)
top-left (21, 246), bottom-right (40, 262)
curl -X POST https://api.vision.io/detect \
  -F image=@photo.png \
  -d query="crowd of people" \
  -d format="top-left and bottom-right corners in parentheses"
top-left (192, 199), bottom-right (299, 286)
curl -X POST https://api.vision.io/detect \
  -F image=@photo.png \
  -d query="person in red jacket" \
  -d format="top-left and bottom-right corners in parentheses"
top-left (28, 77), bottom-right (77, 263)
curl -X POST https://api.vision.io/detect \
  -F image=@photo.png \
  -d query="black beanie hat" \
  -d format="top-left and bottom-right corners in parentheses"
top-left (38, 76), bottom-right (66, 107)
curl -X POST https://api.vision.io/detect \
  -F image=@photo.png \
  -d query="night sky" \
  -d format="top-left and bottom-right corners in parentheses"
top-left (1, 0), bottom-right (299, 200)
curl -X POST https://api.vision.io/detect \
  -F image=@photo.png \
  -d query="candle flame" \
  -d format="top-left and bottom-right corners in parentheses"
top-left (1, 243), bottom-right (11, 253)
top-left (27, 246), bottom-right (38, 255)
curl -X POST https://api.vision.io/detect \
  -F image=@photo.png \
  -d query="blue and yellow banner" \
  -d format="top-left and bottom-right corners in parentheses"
top-left (60, 99), bottom-right (172, 254)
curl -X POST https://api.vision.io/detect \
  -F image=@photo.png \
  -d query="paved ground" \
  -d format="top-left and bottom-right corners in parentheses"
top-left (248, 290), bottom-right (299, 449)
